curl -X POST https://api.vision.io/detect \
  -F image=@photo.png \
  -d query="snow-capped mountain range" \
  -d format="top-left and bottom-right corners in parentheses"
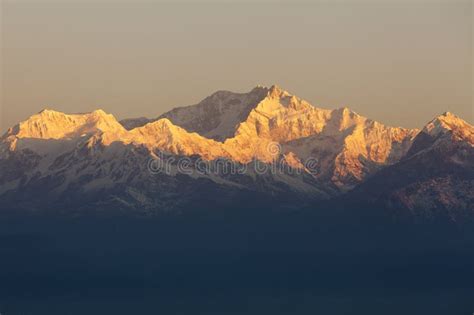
top-left (1, 85), bottom-right (472, 215)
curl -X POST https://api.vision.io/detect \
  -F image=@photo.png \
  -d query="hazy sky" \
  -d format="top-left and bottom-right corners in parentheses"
top-left (1, 0), bottom-right (472, 133)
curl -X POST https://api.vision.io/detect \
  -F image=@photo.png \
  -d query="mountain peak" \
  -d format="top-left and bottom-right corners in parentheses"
top-left (38, 108), bottom-right (60, 114)
top-left (407, 112), bottom-right (474, 156)
top-left (424, 111), bottom-right (472, 136)
top-left (249, 84), bottom-right (293, 99)
top-left (8, 108), bottom-right (125, 140)
top-left (433, 111), bottom-right (457, 123)
top-left (441, 111), bottom-right (454, 116)
top-left (90, 109), bottom-right (108, 116)
top-left (269, 84), bottom-right (281, 91)
top-left (130, 118), bottom-right (181, 140)
top-left (268, 84), bottom-right (290, 98)
top-left (144, 118), bottom-right (176, 130)
top-left (436, 111), bottom-right (465, 125)
top-left (250, 84), bottom-right (269, 93)
top-left (157, 86), bottom-right (270, 141)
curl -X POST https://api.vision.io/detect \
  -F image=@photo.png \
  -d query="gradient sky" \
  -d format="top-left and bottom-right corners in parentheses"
top-left (1, 0), bottom-right (473, 133)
